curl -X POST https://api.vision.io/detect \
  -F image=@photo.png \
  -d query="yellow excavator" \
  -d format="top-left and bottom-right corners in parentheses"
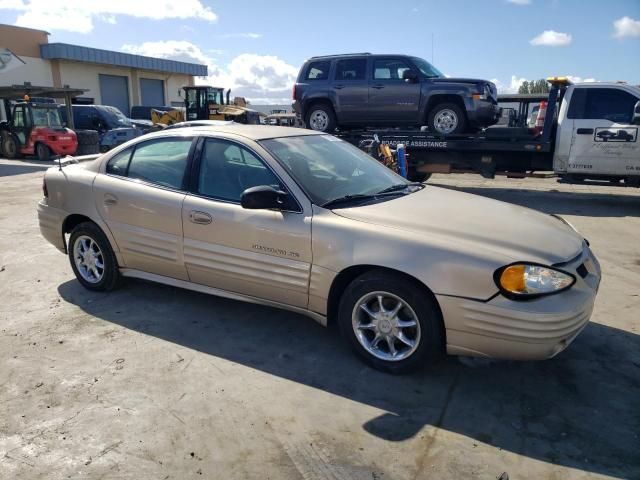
top-left (183, 86), bottom-right (262, 124)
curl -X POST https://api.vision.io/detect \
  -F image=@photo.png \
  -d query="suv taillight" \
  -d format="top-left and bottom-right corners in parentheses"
top-left (292, 84), bottom-right (296, 101)
top-left (42, 178), bottom-right (48, 198)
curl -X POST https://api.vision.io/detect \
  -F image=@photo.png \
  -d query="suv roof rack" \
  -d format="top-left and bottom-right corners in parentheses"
top-left (309, 53), bottom-right (371, 59)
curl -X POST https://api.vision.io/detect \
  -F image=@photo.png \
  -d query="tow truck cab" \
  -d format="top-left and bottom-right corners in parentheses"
top-left (554, 81), bottom-right (640, 182)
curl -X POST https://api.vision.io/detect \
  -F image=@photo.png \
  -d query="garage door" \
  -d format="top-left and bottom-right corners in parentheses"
top-left (140, 78), bottom-right (165, 106)
top-left (99, 74), bottom-right (130, 116)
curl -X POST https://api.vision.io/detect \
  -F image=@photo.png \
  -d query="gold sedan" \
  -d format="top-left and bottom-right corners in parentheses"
top-left (38, 126), bottom-right (601, 373)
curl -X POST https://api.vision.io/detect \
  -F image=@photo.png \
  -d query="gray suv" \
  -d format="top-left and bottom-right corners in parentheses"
top-left (292, 53), bottom-right (501, 134)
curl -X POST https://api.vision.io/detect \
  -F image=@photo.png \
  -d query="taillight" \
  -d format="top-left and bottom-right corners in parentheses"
top-left (42, 178), bottom-right (48, 198)
top-left (292, 84), bottom-right (297, 100)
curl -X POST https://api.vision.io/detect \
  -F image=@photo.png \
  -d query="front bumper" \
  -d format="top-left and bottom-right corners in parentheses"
top-left (37, 200), bottom-right (67, 253)
top-left (438, 245), bottom-right (601, 360)
top-left (467, 99), bottom-right (502, 128)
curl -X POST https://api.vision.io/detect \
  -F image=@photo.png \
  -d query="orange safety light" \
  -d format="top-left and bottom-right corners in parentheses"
top-left (23, 94), bottom-right (30, 101)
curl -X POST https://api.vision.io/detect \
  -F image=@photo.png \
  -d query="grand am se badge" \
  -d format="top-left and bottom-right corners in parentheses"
top-left (252, 244), bottom-right (300, 258)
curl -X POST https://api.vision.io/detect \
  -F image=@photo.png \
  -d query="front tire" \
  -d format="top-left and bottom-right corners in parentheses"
top-left (68, 222), bottom-right (120, 291)
top-left (36, 143), bottom-right (51, 161)
top-left (427, 103), bottom-right (466, 135)
top-left (337, 271), bottom-right (444, 373)
top-left (305, 104), bottom-right (337, 133)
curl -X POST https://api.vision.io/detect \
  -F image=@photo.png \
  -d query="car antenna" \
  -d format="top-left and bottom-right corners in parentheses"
top-left (58, 155), bottom-right (62, 171)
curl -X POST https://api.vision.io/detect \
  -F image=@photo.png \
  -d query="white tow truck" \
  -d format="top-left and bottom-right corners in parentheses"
top-left (342, 78), bottom-right (640, 186)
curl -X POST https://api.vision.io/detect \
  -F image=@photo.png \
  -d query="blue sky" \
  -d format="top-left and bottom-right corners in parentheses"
top-left (1, 0), bottom-right (639, 102)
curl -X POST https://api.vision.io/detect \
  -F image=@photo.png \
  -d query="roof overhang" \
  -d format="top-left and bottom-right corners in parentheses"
top-left (0, 83), bottom-right (87, 100)
top-left (41, 43), bottom-right (208, 76)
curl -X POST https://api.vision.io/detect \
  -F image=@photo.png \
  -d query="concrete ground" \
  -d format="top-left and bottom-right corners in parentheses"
top-left (1, 158), bottom-right (639, 480)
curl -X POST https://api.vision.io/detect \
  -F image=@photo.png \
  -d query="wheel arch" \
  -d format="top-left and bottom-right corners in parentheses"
top-left (326, 264), bottom-right (445, 345)
top-left (425, 94), bottom-right (467, 123)
top-left (61, 214), bottom-right (116, 256)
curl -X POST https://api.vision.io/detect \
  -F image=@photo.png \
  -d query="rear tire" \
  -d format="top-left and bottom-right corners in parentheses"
top-left (36, 143), bottom-right (51, 161)
top-left (2, 134), bottom-right (20, 159)
top-left (427, 103), bottom-right (466, 135)
top-left (337, 270), bottom-right (444, 374)
top-left (305, 104), bottom-right (337, 133)
top-left (68, 222), bottom-right (120, 292)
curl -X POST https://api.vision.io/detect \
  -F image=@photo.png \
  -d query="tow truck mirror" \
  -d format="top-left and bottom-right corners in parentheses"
top-left (403, 70), bottom-right (418, 83)
top-left (632, 101), bottom-right (640, 125)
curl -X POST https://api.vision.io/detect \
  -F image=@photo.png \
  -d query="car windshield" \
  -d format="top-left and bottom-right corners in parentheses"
top-left (100, 106), bottom-right (132, 128)
top-left (260, 135), bottom-right (413, 207)
top-left (410, 57), bottom-right (444, 78)
top-left (32, 107), bottom-right (63, 127)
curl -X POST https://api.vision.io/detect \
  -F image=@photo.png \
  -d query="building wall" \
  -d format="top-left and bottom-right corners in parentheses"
top-left (0, 57), bottom-right (53, 87)
top-left (58, 60), bottom-right (190, 111)
top-left (0, 24), bottom-right (48, 58)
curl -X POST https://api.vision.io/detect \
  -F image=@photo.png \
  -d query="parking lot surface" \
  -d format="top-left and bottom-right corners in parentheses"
top-left (1, 158), bottom-right (639, 480)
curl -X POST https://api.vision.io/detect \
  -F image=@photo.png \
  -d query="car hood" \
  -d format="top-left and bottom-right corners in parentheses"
top-left (431, 77), bottom-right (487, 85)
top-left (332, 186), bottom-right (583, 265)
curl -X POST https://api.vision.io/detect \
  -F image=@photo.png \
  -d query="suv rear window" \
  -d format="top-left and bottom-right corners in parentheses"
top-left (305, 61), bottom-right (331, 81)
top-left (335, 59), bottom-right (367, 81)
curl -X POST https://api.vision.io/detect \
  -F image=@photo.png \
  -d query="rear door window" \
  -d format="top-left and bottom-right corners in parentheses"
top-left (305, 61), bottom-right (331, 81)
top-left (125, 138), bottom-right (193, 190)
top-left (335, 59), bottom-right (367, 81)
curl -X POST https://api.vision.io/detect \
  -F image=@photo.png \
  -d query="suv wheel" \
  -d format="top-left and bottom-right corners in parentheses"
top-left (306, 104), bottom-right (337, 133)
top-left (69, 222), bottom-right (120, 291)
top-left (428, 103), bottom-right (466, 135)
top-left (338, 271), bottom-right (444, 373)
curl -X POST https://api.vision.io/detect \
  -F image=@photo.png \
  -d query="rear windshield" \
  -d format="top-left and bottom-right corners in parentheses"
top-left (99, 106), bottom-right (132, 129)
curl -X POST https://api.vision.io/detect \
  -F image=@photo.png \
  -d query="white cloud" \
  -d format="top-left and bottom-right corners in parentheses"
top-left (613, 16), bottom-right (640, 39)
top-left (0, 0), bottom-right (217, 33)
top-left (529, 30), bottom-right (572, 47)
top-left (492, 75), bottom-right (598, 93)
top-left (218, 33), bottom-right (263, 39)
top-left (491, 75), bottom-right (528, 93)
top-left (507, 0), bottom-right (531, 5)
top-left (122, 41), bottom-right (299, 104)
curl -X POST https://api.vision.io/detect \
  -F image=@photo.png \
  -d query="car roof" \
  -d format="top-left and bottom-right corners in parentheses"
top-left (147, 124), bottom-right (323, 141)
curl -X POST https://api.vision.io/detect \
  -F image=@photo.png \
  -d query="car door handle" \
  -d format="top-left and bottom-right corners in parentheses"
top-left (371, 85), bottom-right (385, 89)
top-left (333, 85), bottom-right (345, 90)
top-left (103, 193), bottom-right (118, 206)
top-left (189, 211), bottom-right (212, 225)
top-left (576, 128), bottom-right (594, 135)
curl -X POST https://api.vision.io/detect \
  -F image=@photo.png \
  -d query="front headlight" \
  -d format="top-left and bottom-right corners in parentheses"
top-left (494, 263), bottom-right (576, 299)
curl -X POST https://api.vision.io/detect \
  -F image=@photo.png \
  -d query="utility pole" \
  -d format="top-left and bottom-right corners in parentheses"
top-left (431, 33), bottom-right (434, 63)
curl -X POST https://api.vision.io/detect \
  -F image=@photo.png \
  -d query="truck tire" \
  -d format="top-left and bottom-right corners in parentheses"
top-left (36, 142), bottom-right (51, 161)
top-left (427, 103), bottom-right (466, 135)
top-left (306, 103), bottom-right (337, 133)
top-left (75, 129), bottom-right (100, 146)
top-left (75, 144), bottom-right (100, 156)
top-left (2, 133), bottom-right (21, 159)
top-left (408, 172), bottom-right (431, 183)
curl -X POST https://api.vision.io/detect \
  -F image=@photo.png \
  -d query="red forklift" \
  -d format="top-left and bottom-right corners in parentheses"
top-left (0, 96), bottom-right (78, 160)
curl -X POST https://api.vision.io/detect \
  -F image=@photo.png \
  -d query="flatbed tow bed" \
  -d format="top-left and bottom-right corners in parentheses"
top-left (338, 82), bottom-right (563, 181)
top-left (338, 78), bottom-right (640, 186)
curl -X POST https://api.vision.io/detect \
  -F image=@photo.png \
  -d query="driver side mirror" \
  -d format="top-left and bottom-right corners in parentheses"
top-left (403, 70), bottom-right (418, 83)
top-left (241, 185), bottom-right (289, 210)
top-left (633, 100), bottom-right (640, 125)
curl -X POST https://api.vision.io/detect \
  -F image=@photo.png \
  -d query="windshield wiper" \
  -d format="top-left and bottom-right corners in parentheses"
top-left (321, 194), bottom-right (377, 209)
top-left (376, 182), bottom-right (424, 194)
